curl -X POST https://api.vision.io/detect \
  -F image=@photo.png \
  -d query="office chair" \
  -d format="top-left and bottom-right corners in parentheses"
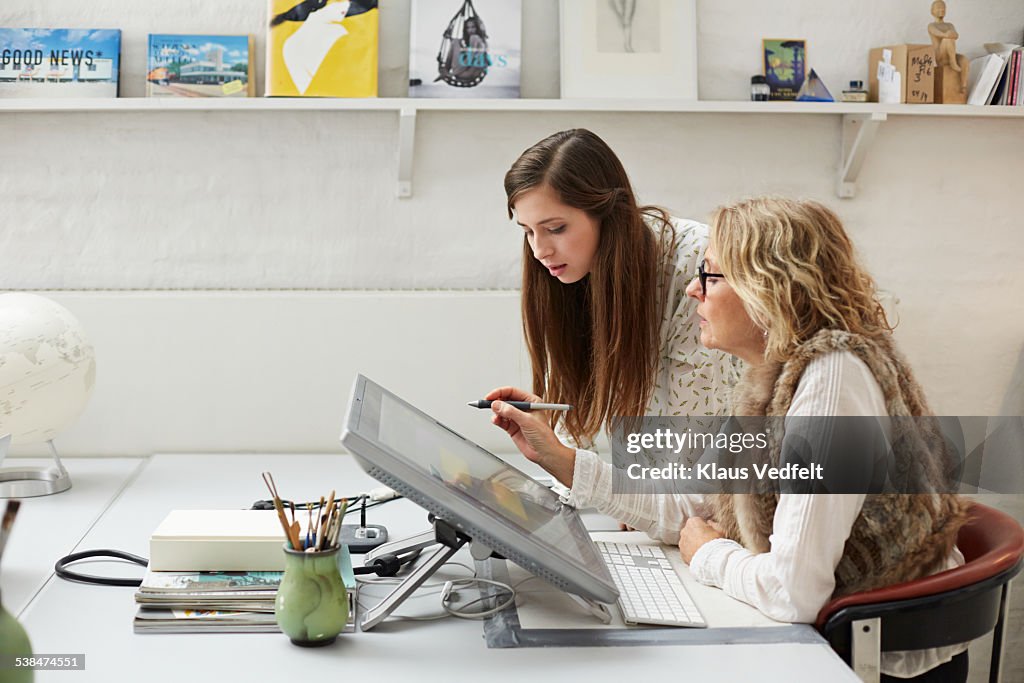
top-left (815, 502), bottom-right (1024, 683)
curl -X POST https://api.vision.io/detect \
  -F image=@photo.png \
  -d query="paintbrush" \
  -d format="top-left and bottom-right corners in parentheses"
top-left (0, 499), bottom-right (22, 563)
top-left (318, 490), bottom-right (336, 551)
top-left (262, 472), bottom-right (300, 550)
top-left (332, 498), bottom-right (349, 549)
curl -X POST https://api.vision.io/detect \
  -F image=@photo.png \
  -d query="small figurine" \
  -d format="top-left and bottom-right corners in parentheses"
top-left (927, 0), bottom-right (969, 102)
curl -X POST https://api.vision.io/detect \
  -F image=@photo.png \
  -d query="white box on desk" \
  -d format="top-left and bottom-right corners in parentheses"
top-left (150, 510), bottom-right (288, 571)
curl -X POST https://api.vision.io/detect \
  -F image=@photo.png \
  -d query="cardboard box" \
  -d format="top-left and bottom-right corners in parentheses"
top-left (868, 44), bottom-right (936, 103)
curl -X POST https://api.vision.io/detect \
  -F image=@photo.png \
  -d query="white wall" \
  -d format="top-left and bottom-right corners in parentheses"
top-left (10, 292), bottom-right (531, 457)
top-left (1, 0), bottom-right (1023, 436)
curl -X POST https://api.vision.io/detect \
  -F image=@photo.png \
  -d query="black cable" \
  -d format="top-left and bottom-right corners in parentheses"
top-left (54, 549), bottom-right (148, 587)
top-left (249, 494), bottom-right (400, 517)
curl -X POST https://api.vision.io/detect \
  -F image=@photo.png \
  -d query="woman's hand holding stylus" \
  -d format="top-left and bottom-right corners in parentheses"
top-left (485, 386), bottom-right (576, 488)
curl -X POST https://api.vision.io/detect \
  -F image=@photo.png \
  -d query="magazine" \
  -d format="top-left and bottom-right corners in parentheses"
top-left (138, 569), bottom-right (282, 593)
top-left (0, 28), bottom-right (121, 98)
top-left (408, 0), bottom-right (521, 98)
top-left (265, 0), bottom-right (378, 97)
top-left (133, 609), bottom-right (281, 634)
top-left (147, 33), bottom-right (254, 97)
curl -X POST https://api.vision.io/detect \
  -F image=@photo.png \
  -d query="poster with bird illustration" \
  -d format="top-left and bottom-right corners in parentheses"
top-left (265, 0), bottom-right (378, 97)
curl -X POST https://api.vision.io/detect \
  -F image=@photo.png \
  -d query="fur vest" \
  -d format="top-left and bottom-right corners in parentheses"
top-left (708, 329), bottom-right (968, 597)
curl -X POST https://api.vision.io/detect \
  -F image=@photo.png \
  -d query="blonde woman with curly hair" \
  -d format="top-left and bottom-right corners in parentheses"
top-left (491, 196), bottom-right (969, 682)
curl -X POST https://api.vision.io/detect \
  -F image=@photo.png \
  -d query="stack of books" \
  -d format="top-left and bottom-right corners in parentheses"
top-left (968, 43), bottom-right (1024, 106)
top-left (133, 565), bottom-right (356, 634)
top-left (133, 569), bottom-right (283, 633)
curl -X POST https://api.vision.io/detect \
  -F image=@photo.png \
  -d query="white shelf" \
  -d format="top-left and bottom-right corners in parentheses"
top-left (1, 97), bottom-right (1024, 116)
top-left (2, 97), bottom-right (1021, 197)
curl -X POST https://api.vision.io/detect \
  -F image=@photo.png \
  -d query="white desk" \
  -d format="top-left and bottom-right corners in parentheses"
top-left (2, 457), bottom-right (144, 616)
top-left (14, 454), bottom-right (859, 683)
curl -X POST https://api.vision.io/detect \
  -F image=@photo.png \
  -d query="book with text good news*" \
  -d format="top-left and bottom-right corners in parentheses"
top-left (408, 0), bottom-right (521, 98)
top-left (0, 28), bottom-right (121, 97)
top-left (147, 34), bottom-right (255, 97)
top-left (266, 0), bottom-right (378, 97)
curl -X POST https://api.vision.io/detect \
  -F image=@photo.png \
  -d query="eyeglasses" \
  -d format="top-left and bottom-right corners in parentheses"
top-left (697, 260), bottom-right (725, 296)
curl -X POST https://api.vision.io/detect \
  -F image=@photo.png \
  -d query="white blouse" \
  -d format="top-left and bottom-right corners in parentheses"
top-left (565, 350), bottom-right (967, 678)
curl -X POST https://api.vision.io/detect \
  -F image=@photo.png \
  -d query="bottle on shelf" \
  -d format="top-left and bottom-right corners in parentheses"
top-left (842, 80), bottom-right (869, 102)
top-left (750, 75), bottom-right (770, 101)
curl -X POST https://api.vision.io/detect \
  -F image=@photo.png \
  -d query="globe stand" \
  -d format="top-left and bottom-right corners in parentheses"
top-left (0, 437), bottom-right (72, 498)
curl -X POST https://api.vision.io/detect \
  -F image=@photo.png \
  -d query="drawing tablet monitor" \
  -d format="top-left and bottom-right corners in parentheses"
top-left (341, 374), bottom-right (617, 604)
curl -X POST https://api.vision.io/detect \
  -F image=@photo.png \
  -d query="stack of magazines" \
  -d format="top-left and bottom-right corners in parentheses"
top-left (133, 569), bottom-right (283, 633)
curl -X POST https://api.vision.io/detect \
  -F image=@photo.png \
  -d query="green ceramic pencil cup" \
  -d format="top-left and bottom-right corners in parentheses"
top-left (0, 591), bottom-right (34, 682)
top-left (275, 545), bottom-right (349, 647)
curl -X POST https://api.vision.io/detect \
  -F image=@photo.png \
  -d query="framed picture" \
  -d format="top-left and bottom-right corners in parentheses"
top-left (762, 39), bottom-right (807, 100)
top-left (560, 0), bottom-right (697, 99)
top-left (408, 0), bottom-right (522, 98)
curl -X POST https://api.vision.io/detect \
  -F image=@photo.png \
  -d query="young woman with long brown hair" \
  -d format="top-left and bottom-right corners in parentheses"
top-left (484, 128), bottom-right (738, 487)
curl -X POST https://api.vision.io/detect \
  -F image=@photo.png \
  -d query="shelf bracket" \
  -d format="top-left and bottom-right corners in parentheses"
top-left (837, 112), bottom-right (887, 199)
top-left (397, 106), bottom-right (417, 198)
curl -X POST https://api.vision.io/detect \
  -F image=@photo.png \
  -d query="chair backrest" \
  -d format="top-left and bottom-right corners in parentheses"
top-left (817, 502), bottom-right (1024, 658)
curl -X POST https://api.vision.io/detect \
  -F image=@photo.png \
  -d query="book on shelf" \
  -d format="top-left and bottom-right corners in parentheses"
top-left (147, 34), bottom-right (254, 98)
top-left (265, 0), bottom-right (379, 97)
top-left (986, 43), bottom-right (1023, 106)
top-left (0, 28), bottom-right (121, 98)
top-left (1005, 49), bottom-right (1021, 106)
top-left (763, 39), bottom-right (807, 101)
top-left (967, 53), bottom-right (1006, 105)
top-left (408, 0), bottom-right (521, 98)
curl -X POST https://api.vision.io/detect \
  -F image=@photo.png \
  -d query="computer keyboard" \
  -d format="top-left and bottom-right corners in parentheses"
top-left (595, 541), bottom-right (706, 628)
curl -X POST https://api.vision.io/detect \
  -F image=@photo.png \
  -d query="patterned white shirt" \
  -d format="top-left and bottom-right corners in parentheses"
top-left (649, 216), bottom-right (740, 418)
top-left (555, 216), bottom-right (740, 451)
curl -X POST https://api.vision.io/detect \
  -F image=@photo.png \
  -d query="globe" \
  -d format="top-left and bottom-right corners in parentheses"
top-left (0, 293), bottom-right (96, 445)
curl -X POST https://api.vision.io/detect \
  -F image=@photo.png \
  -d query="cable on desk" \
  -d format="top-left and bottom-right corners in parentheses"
top-left (355, 559), bottom-right (517, 621)
top-left (55, 549), bottom-right (148, 587)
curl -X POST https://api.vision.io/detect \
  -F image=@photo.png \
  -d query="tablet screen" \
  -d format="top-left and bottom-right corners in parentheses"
top-left (342, 375), bottom-right (617, 604)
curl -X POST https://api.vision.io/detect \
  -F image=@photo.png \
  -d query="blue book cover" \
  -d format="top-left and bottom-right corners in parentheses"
top-left (147, 34), bottom-right (254, 97)
top-left (0, 29), bottom-right (121, 97)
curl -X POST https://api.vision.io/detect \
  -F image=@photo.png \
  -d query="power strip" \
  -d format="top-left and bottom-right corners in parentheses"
top-left (339, 524), bottom-right (389, 553)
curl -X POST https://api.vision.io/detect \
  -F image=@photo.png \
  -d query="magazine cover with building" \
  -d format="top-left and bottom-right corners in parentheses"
top-left (0, 29), bottom-right (120, 97)
top-left (266, 0), bottom-right (378, 97)
top-left (409, 0), bottom-right (520, 98)
top-left (147, 34), bottom-right (254, 97)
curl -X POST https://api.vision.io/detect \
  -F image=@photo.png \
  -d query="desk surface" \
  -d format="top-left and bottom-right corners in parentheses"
top-left (11, 454), bottom-right (859, 683)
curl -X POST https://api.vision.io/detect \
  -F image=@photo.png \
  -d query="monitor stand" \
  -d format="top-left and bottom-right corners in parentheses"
top-left (359, 516), bottom-right (612, 630)
top-left (360, 516), bottom-right (470, 631)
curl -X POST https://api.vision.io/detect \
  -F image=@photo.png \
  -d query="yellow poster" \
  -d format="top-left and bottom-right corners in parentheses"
top-left (266, 0), bottom-right (378, 97)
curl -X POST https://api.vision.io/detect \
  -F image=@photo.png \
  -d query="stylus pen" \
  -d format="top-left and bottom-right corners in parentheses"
top-left (467, 400), bottom-right (572, 412)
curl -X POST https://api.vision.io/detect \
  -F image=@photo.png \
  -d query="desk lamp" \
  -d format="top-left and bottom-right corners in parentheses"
top-left (0, 293), bottom-right (96, 497)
